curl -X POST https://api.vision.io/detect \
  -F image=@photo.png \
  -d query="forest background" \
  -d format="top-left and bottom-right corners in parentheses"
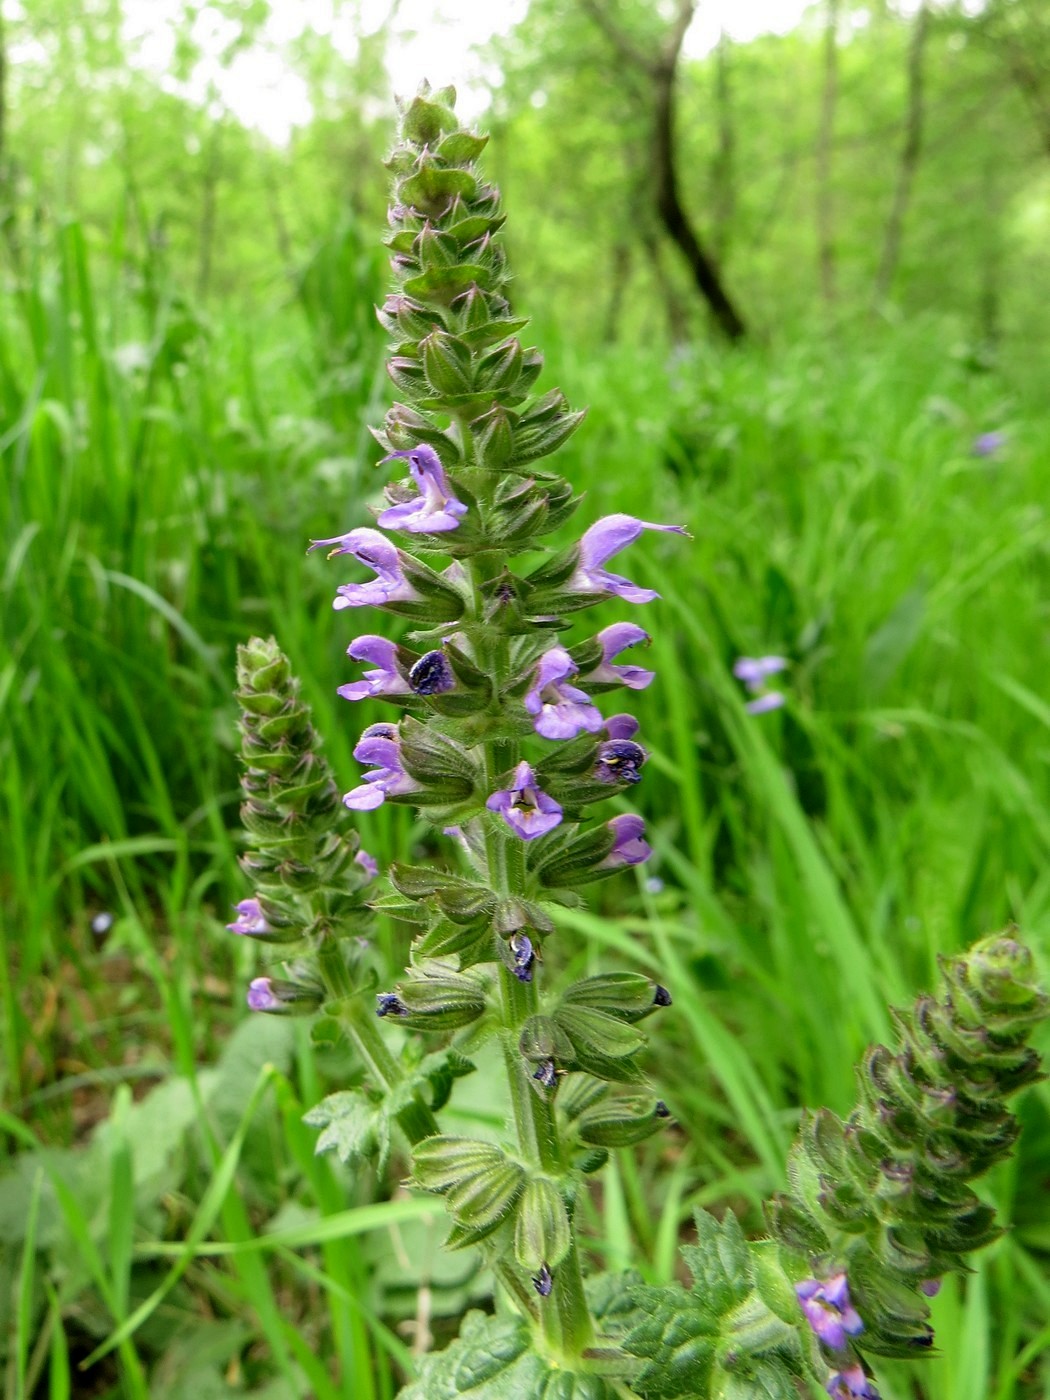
top-left (2, 1), bottom-right (1050, 1398)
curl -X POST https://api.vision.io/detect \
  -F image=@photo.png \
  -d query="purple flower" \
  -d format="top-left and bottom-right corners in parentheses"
top-left (826, 1364), bottom-right (880, 1399)
top-left (246, 977), bottom-right (319, 1013)
top-left (408, 650), bottom-right (456, 696)
top-left (919, 1278), bottom-right (941, 1298)
top-left (308, 528), bottom-right (422, 611)
top-left (581, 623), bottom-right (655, 690)
top-left (745, 691), bottom-right (785, 715)
top-left (338, 635), bottom-right (413, 702)
top-left (972, 430), bottom-right (1006, 458)
top-left (603, 713), bottom-right (640, 741)
top-left (734, 655), bottom-right (787, 715)
top-left (343, 722), bottom-right (420, 811)
top-left (599, 814), bottom-right (652, 868)
top-left (733, 655), bottom-right (788, 689)
top-left (797, 1273), bottom-right (864, 1352)
top-left (570, 515), bottom-right (687, 604)
top-left (376, 445), bottom-right (467, 534)
top-left (486, 761), bottom-right (563, 840)
top-left (355, 849), bottom-right (379, 880)
top-left (510, 931), bottom-right (535, 983)
top-left (227, 898), bottom-right (270, 937)
top-left (594, 738), bottom-right (647, 785)
top-left (524, 647), bottom-right (604, 740)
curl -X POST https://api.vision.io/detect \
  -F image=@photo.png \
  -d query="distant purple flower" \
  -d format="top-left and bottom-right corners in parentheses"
top-left (376, 992), bottom-right (407, 1017)
top-left (409, 650), bottom-right (455, 696)
top-left (227, 898), bottom-right (270, 937)
top-left (603, 713), bottom-right (640, 741)
top-left (734, 655), bottom-right (787, 715)
top-left (745, 691), bottom-right (785, 715)
top-left (570, 515), bottom-right (687, 604)
top-left (533, 1059), bottom-right (558, 1090)
top-left (377, 445), bottom-right (467, 534)
top-left (594, 738), bottom-right (647, 785)
top-left (826, 1364), bottom-right (880, 1399)
top-left (654, 985), bottom-right (672, 1007)
top-left (355, 849), bottom-right (379, 880)
top-left (486, 761), bottom-right (563, 840)
top-left (338, 635), bottom-right (412, 702)
top-left (308, 528), bottom-right (422, 611)
top-left (524, 646), bottom-right (604, 739)
top-left (599, 814), bottom-right (652, 868)
top-left (532, 1264), bottom-right (554, 1297)
top-left (797, 1274), bottom-right (864, 1352)
top-left (972, 430), bottom-right (1006, 458)
top-left (734, 655), bottom-right (788, 689)
top-left (580, 623), bottom-right (655, 689)
top-left (343, 722), bottom-right (420, 811)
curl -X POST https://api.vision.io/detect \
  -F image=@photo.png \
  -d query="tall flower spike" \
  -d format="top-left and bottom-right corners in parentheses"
top-left (570, 514), bottom-right (687, 604)
top-left (377, 445), bottom-right (468, 533)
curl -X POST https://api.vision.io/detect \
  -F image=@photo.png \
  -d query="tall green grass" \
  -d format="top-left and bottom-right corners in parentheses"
top-left (2, 224), bottom-right (1048, 1397)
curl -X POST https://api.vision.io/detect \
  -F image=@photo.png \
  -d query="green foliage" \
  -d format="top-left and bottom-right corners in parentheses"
top-left (398, 1310), bottom-right (618, 1400)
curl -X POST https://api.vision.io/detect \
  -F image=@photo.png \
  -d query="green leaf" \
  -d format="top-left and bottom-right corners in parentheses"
top-left (397, 1309), bottom-right (619, 1399)
top-left (303, 1091), bottom-right (385, 1168)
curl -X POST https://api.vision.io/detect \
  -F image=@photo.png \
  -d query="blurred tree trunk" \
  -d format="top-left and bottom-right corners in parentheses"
top-left (581, 0), bottom-right (747, 340)
top-left (710, 31), bottom-right (736, 261)
top-left (873, 1), bottom-right (930, 306)
top-left (816, 0), bottom-right (839, 305)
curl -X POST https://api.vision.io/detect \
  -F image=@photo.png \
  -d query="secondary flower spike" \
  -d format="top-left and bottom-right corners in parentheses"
top-left (343, 722), bottom-right (419, 811)
top-left (571, 515), bottom-right (687, 604)
top-left (524, 646), bottom-right (604, 739)
top-left (487, 761), bottom-right (563, 839)
top-left (308, 528), bottom-right (422, 610)
top-left (377, 446), bottom-right (467, 533)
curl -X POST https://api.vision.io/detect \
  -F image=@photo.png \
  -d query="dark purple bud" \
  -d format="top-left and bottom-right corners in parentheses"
top-left (510, 931), bottom-right (535, 983)
top-left (532, 1264), bottom-right (553, 1297)
top-left (409, 649), bottom-right (456, 696)
top-left (376, 992), bottom-right (408, 1018)
top-left (653, 985), bottom-right (672, 1007)
top-left (919, 1278), bottom-right (942, 1298)
top-left (655, 1101), bottom-right (671, 1118)
top-left (594, 738), bottom-right (647, 785)
top-left (532, 1059), bottom-right (558, 1090)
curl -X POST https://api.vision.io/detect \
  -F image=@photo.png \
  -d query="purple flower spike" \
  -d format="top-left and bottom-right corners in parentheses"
top-left (338, 635), bottom-right (412, 702)
top-left (343, 722), bottom-right (420, 811)
top-left (247, 977), bottom-right (280, 1012)
top-left (796, 1273), bottom-right (864, 1352)
top-left (826, 1364), bottom-right (880, 1399)
top-left (571, 514), bottom-right (687, 604)
top-left (733, 655), bottom-right (788, 690)
top-left (745, 691), bottom-right (785, 715)
top-left (486, 761), bottom-right (563, 840)
top-left (603, 713), bottom-right (640, 741)
top-left (584, 623), bottom-right (655, 689)
top-left (600, 814), bottom-right (652, 868)
top-left (227, 898), bottom-right (270, 937)
top-left (377, 445), bottom-right (468, 534)
top-left (524, 646), bottom-right (604, 740)
top-left (310, 529), bottom-right (422, 611)
top-left (355, 849), bottom-right (379, 880)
